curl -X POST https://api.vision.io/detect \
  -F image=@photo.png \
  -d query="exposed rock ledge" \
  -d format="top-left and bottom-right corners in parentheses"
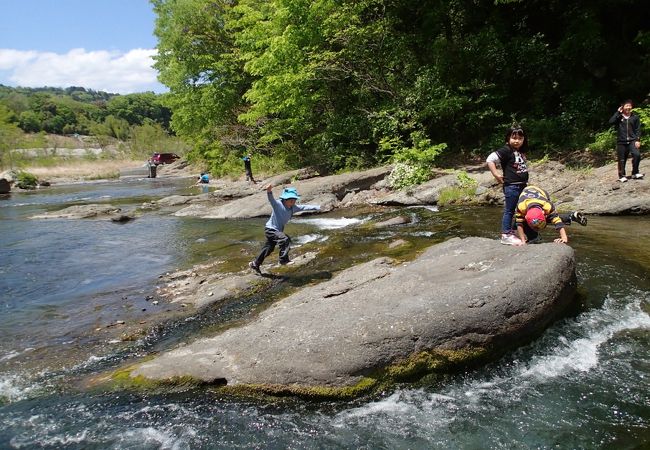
top-left (129, 237), bottom-right (576, 397)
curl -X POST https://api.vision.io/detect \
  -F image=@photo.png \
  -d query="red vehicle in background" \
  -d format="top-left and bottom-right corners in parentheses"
top-left (150, 152), bottom-right (180, 165)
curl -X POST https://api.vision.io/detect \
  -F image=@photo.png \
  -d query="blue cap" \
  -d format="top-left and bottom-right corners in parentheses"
top-left (279, 187), bottom-right (300, 200)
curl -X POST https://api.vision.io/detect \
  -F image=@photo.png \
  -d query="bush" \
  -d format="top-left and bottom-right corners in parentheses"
top-left (386, 131), bottom-right (447, 190)
top-left (16, 171), bottom-right (38, 189)
top-left (587, 129), bottom-right (615, 153)
top-left (387, 162), bottom-right (430, 190)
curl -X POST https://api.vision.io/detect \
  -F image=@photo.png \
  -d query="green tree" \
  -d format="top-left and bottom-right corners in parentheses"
top-left (151, 0), bottom-right (650, 171)
top-left (106, 92), bottom-right (171, 129)
top-left (152, 0), bottom-right (251, 165)
top-left (18, 110), bottom-right (42, 133)
top-left (0, 104), bottom-right (23, 169)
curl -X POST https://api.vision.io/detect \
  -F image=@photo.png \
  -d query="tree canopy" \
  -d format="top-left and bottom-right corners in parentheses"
top-left (152, 0), bottom-right (650, 171)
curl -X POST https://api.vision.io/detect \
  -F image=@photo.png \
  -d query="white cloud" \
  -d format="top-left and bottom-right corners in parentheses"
top-left (0, 48), bottom-right (166, 94)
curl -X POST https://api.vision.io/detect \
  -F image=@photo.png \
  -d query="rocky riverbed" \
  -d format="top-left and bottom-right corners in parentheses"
top-left (27, 157), bottom-right (649, 398)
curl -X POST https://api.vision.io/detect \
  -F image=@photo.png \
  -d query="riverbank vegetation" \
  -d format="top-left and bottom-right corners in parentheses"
top-left (2, 1), bottom-right (649, 184)
top-left (152, 0), bottom-right (650, 176)
top-left (0, 85), bottom-right (190, 174)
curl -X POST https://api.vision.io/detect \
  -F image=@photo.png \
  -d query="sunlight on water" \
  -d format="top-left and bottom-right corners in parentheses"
top-left (292, 234), bottom-right (328, 245)
top-left (292, 217), bottom-right (367, 229)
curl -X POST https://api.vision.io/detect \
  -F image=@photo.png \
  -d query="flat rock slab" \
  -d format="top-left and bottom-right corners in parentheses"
top-left (131, 237), bottom-right (576, 390)
top-left (30, 204), bottom-right (122, 219)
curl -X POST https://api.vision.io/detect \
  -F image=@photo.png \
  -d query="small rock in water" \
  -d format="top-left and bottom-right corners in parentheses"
top-left (152, 301), bottom-right (159, 305)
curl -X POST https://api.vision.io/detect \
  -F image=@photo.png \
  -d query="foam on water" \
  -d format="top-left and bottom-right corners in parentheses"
top-left (292, 217), bottom-right (366, 229)
top-left (333, 295), bottom-right (650, 434)
top-left (519, 294), bottom-right (650, 380)
top-left (0, 375), bottom-right (37, 402)
top-left (408, 205), bottom-right (439, 212)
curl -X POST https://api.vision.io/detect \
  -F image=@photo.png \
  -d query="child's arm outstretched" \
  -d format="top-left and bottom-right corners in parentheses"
top-left (294, 203), bottom-right (320, 212)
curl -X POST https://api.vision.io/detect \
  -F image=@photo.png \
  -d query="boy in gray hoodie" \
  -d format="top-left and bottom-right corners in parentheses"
top-left (249, 184), bottom-right (320, 273)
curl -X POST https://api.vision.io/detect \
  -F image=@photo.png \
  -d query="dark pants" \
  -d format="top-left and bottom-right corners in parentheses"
top-left (254, 228), bottom-right (291, 266)
top-left (617, 142), bottom-right (641, 177)
top-left (520, 213), bottom-right (573, 242)
top-left (244, 162), bottom-right (255, 182)
top-left (502, 183), bottom-right (526, 234)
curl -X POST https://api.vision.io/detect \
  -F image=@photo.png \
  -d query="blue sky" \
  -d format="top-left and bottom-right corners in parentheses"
top-left (0, 0), bottom-right (167, 94)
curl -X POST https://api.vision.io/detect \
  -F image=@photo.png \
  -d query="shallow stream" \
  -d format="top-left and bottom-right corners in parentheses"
top-left (0, 177), bottom-right (648, 448)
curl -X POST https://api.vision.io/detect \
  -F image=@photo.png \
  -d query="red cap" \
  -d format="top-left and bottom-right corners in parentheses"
top-left (525, 207), bottom-right (546, 230)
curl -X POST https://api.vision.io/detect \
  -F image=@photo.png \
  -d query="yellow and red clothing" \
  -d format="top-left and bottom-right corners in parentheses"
top-left (515, 186), bottom-right (564, 230)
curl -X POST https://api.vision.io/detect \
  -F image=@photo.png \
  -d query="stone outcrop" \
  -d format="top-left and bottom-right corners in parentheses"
top-left (30, 204), bottom-right (123, 219)
top-left (130, 237), bottom-right (576, 396)
top-left (0, 178), bottom-right (10, 194)
top-left (173, 166), bottom-right (391, 218)
top-left (146, 157), bottom-right (650, 218)
top-left (480, 160), bottom-right (650, 215)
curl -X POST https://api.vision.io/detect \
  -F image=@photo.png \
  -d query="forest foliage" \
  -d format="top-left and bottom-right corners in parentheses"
top-left (2, 1), bottom-right (649, 177)
top-left (0, 85), bottom-right (171, 138)
top-left (151, 0), bottom-right (650, 174)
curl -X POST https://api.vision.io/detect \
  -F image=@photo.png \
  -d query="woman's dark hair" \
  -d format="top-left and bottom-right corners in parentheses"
top-left (623, 99), bottom-right (634, 107)
top-left (504, 125), bottom-right (528, 152)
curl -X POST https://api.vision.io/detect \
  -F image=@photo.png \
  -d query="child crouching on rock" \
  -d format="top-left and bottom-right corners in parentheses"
top-left (514, 185), bottom-right (587, 245)
top-left (249, 184), bottom-right (320, 274)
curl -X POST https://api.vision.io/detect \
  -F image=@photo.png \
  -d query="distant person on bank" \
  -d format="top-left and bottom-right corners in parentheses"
top-left (195, 172), bottom-right (210, 193)
top-left (486, 126), bottom-right (530, 246)
top-left (195, 172), bottom-right (210, 185)
top-left (242, 154), bottom-right (256, 183)
top-left (514, 185), bottom-right (587, 246)
top-left (249, 184), bottom-right (320, 274)
top-left (609, 100), bottom-right (643, 182)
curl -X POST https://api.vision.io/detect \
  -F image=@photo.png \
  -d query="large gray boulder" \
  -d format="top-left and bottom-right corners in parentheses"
top-left (130, 237), bottom-right (576, 396)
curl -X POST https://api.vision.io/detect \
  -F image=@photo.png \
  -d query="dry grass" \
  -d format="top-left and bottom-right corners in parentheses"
top-left (26, 159), bottom-right (146, 182)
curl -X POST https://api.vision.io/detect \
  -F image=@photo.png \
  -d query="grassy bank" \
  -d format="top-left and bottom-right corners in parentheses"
top-left (24, 159), bottom-right (147, 182)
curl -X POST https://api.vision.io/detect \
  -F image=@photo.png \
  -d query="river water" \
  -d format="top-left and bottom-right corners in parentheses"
top-left (0, 176), bottom-right (648, 449)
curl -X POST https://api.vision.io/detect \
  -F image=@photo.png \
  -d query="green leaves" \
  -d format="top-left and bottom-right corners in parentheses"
top-left (150, 0), bottom-right (650, 172)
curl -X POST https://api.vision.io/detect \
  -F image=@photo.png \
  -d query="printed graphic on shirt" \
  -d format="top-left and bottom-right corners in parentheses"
top-left (513, 151), bottom-right (528, 174)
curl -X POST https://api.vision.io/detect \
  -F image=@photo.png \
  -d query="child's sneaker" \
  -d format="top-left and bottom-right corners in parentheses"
top-left (618, 176), bottom-right (628, 182)
top-left (571, 211), bottom-right (588, 226)
top-left (527, 236), bottom-right (542, 244)
top-left (631, 173), bottom-right (644, 180)
top-left (279, 258), bottom-right (290, 265)
top-left (248, 261), bottom-right (262, 274)
top-left (500, 234), bottom-right (522, 246)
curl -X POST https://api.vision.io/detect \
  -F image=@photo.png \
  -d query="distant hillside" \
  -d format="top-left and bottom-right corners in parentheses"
top-left (0, 84), bottom-right (119, 103)
top-left (0, 84), bottom-right (171, 137)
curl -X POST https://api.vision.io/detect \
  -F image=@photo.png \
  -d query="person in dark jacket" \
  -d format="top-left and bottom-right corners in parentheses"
top-left (242, 154), bottom-right (256, 183)
top-left (486, 126), bottom-right (530, 245)
top-left (609, 100), bottom-right (643, 182)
